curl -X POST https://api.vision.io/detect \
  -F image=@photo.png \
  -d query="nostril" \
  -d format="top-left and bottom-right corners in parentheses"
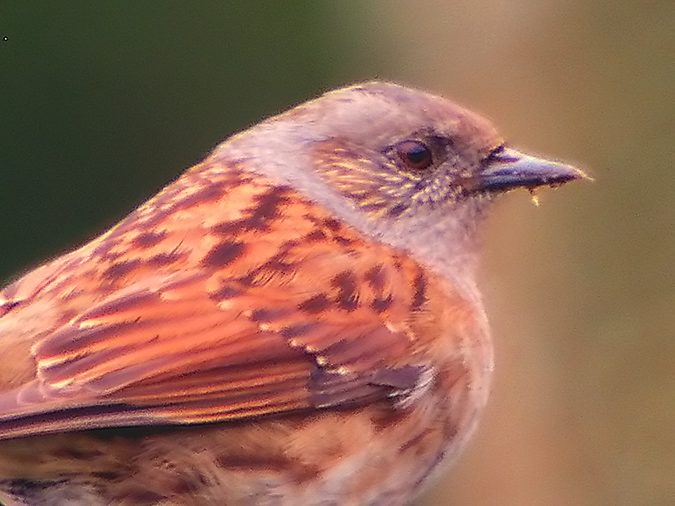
top-left (0, 300), bottom-right (21, 317)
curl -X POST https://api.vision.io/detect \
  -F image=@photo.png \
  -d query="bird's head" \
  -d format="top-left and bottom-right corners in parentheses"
top-left (217, 82), bottom-right (585, 279)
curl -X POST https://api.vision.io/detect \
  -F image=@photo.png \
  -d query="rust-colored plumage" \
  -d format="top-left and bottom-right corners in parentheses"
top-left (0, 82), bottom-right (583, 505)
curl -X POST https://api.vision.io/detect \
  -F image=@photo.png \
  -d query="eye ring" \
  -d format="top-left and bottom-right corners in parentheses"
top-left (396, 140), bottom-right (433, 170)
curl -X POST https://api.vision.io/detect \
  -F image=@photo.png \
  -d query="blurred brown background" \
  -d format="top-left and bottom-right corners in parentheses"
top-left (1, 2), bottom-right (673, 505)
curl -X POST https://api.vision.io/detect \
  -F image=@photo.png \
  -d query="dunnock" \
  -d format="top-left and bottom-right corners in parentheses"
top-left (0, 82), bottom-right (583, 505)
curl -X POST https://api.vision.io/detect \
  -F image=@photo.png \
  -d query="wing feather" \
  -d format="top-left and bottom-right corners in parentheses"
top-left (0, 170), bottom-right (433, 440)
top-left (0, 262), bottom-right (427, 439)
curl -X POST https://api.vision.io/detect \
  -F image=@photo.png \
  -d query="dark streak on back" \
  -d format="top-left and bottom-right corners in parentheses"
top-left (364, 264), bottom-right (386, 292)
top-left (298, 293), bottom-right (331, 313)
top-left (170, 184), bottom-right (224, 212)
top-left (411, 272), bottom-right (427, 310)
top-left (331, 271), bottom-right (359, 312)
top-left (202, 241), bottom-right (245, 268)
top-left (214, 186), bottom-right (292, 234)
top-left (132, 231), bottom-right (167, 248)
top-left (103, 260), bottom-right (141, 281)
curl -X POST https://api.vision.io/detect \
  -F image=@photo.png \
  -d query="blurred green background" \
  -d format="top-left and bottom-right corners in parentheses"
top-left (1, 2), bottom-right (673, 505)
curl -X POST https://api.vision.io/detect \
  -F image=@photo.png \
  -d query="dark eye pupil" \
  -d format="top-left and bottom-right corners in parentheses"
top-left (406, 145), bottom-right (427, 163)
top-left (397, 141), bottom-right (432, 170)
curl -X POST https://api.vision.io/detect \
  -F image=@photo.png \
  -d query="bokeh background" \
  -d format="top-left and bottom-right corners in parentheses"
top-left (1, 2), bottom-right (673, 505)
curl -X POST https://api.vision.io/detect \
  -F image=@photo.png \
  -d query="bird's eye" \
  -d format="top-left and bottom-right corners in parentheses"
top-left (396, 141), bottom-right (433, 170)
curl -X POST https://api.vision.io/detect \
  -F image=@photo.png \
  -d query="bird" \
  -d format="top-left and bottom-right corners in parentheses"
top-left (0, 82), bottom-right (584, 506)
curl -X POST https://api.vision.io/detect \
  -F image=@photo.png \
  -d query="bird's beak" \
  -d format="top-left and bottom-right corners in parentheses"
top-left (468, 147), bottom-right (588, 193)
